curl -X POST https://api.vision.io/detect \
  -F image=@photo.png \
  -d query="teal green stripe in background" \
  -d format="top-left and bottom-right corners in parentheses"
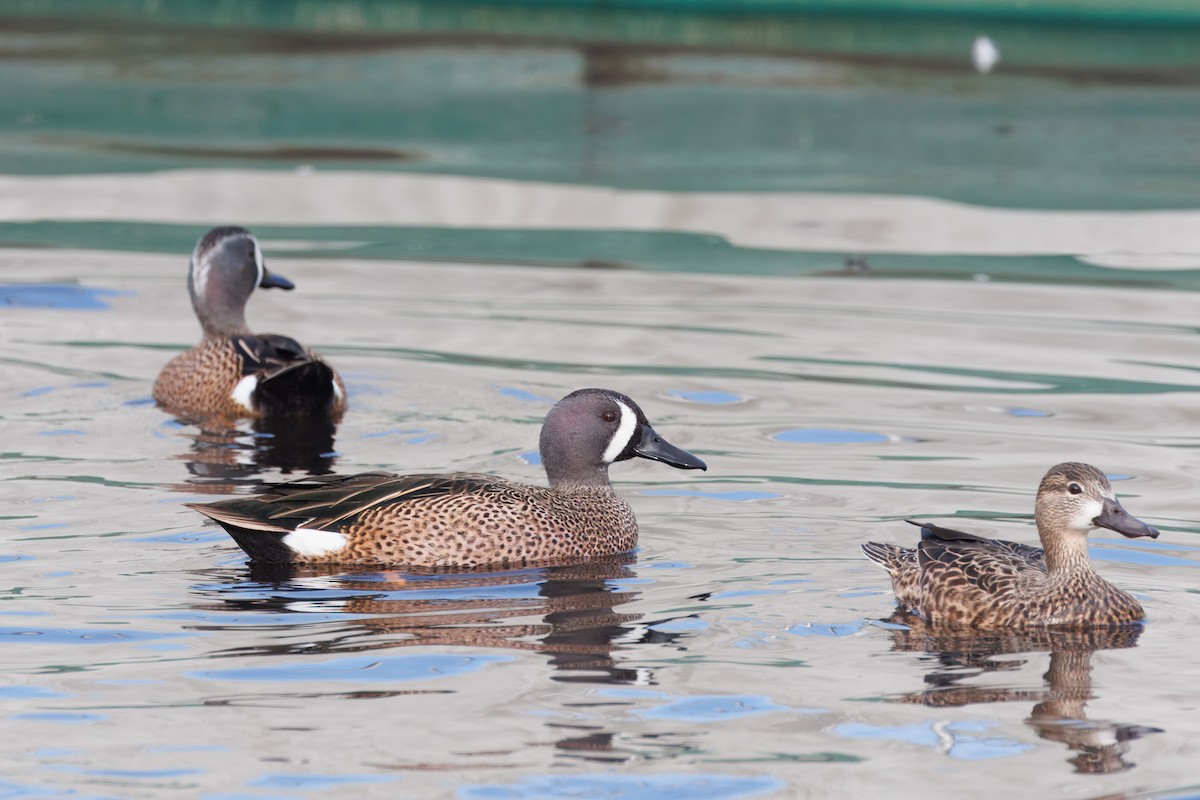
top-left (3, 221), bottom-right (1199, 288)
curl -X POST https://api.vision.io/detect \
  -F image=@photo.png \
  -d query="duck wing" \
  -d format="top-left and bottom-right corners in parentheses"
top-left (909, 519), bottom-right (1044, 563)
top-left (189, 471), bottom-right (514, 534)
top-left (232, 333), bottom-right (315, 378)
top-left (911, 520), bottom-right (1047, 625)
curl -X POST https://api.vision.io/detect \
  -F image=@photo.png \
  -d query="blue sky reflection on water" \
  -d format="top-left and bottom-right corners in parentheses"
top-left (834, 720), bottom-right (1035, 761)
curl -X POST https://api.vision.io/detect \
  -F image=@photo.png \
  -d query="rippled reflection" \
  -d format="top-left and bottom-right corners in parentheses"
top-left (881, 618), bottom-right (1161, 774)
top-left (169, 415), bottom-right (339, 494)
top-left (189, 557), bottom-right (706, 763)
top-left (193, 557), bottom-right (696, 684)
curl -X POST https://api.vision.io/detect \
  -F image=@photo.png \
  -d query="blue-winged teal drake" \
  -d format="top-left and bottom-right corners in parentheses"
top-left (153, 226), bottom-right (346, 422)
top-left (862, 463), bottom-right (1159, 628)
top-left (188, 388), bottom-right (707, 567)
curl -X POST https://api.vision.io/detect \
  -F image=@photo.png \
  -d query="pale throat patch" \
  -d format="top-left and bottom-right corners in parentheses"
top-left (1075, 496), bottom-right (1106, 531)
top-left (602, 399), bottom-right (638, 464)
top-left (283, 527), bottom-right (348, 558)
top-left (230, 374), bottom-right (258, 412)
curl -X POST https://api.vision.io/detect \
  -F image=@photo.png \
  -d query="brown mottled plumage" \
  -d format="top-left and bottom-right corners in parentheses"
top-left (153, 226), bottom-right (346, 422)
top-left (862, 463), bottom-right (1159, 628)
top-left (188, 388), bottom-right (706, 568)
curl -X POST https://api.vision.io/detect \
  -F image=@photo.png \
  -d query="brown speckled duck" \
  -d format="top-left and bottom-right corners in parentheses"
top-left (188, 388), bottom-right (707, 567)
top-left (862, 463), bottom-right (1159, 628)
top-left (153, 226), bottom-right (346, 422)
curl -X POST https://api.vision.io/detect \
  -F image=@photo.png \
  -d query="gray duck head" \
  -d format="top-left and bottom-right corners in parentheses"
top-left (1035, 462), bottom-right (1159, 541)
top-left (187, 226), bottom-right (295, 337)
top-left (538, 388), bottom-right (707, 489)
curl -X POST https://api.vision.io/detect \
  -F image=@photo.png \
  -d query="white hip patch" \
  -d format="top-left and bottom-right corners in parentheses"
top-left (283, 527), bottom-right (348, 558)
top-left (230, 375), bottom-right (258, 412)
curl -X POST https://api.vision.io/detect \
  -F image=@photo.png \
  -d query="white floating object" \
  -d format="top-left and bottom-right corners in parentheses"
top-left (972, 35), bottom-right (1000, 74)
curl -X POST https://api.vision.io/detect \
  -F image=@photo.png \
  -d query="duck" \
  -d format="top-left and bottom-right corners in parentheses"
top-left (861, 462), bottom-right (1159, 628)
top-left (152, 226), bottom-right (346, 422)
top-left (187, 388), bottom-right (707, 567)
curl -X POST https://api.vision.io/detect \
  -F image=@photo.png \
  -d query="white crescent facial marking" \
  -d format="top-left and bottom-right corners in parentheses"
top-left (251, 237), bottom-right (265, 289)
top-left (282, 527), bottom-right (348, 558)
top-left (190, 241), bottom-right (211, 299)
top-left (230, 374), bottom-right (258, 412)
top-left (602, 399), bottom-right (638, 464)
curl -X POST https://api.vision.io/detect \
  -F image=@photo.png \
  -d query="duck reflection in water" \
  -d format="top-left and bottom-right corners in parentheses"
top-left (170, 413), bottom-right (339, 495)
top-left (194, 556), bottom-right (702, 763)
top-left (880, 619), bottom-right (1161, 774)
top-left (202, 556), bottom-right (694, 684)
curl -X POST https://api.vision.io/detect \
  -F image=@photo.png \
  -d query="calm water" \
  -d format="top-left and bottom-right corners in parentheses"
top-left (3, 9), bottom-right (1200, 800)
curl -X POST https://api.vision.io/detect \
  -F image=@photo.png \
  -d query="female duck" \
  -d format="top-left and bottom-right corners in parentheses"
top-left (153, 226), bottom-right (345, 422)
top-left (188, 388), bottom-right (706, 568)
top-left (862, 463), bottom-right (1159, 628)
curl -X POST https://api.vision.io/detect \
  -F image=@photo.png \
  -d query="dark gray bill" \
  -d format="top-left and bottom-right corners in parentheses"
top-left (632, 424), bottom-right (707, 471)
top-left (259, 268), bottom-right (295, 291)
top-left (1094, 497), bottom-right (1159, 539)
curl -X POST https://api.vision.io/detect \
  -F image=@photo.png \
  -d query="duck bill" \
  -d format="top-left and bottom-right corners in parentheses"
top-left (632, 425), bottom-right (707, 471)
top-left (259, 267), bottom-right (295, 291)
top-left (1094, 497), bottom-right (1159, 539)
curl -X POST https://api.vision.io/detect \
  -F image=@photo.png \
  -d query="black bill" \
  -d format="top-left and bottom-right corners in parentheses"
top-left (260, 268), bottom-right (295, 291)
top-left (632, 424), bottom-right (707, 471)
top-left (1094, 496), bottom-right (1160, 539)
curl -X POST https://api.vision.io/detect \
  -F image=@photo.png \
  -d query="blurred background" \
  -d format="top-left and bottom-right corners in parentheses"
top-left (4, 0), bottom-right (1200, 279)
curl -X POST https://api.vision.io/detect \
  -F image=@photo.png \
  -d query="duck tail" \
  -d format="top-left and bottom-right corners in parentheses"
top-left (861, 541), bottom-right (905, 570)
top-left (185, 502), bottom-right (298, 564)
top-left (222, 527), bottom-right (297, 564)
top-left (255, 359), bottom-right (341, 419)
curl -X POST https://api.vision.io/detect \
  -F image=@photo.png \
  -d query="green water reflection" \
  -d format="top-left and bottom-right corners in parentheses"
top-left (1, 6), bottom-right (1199, 210)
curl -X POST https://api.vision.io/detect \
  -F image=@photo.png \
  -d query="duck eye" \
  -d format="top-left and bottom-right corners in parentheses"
top-left (1068, 483), bottom-right (1082, 495)
top-left (601, 411), bottom-right (618, 423)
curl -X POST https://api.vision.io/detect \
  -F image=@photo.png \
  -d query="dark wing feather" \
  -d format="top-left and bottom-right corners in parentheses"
top-left (190, 471), bottom-right (517, 533)
top-left (232, 333), bottom-right (313, 378)
top-left (907, 518), bottom-right (991, 544)
top-left (909, 518), bottom-right (1044, 563)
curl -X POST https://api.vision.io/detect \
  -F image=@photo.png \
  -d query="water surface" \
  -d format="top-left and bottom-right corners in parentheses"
top-left (2, 10), bottom-right (1200, 800)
